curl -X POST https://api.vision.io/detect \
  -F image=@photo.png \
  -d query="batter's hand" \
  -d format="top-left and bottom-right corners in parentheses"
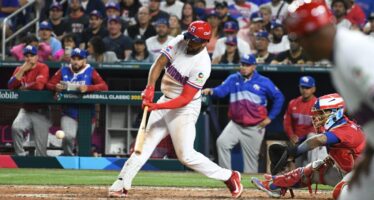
top-left (202, 88), bottom-right (213, 95)
top-left (143, 102), bottom-right (159, 111)
top-left (141, 85), bottom-right (155, 108)
top-left (258, 117), bottom-right (271, 128)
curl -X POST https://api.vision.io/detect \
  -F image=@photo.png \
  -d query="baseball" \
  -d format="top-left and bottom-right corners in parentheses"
top-left (56, 130), bottom-right (65, 139)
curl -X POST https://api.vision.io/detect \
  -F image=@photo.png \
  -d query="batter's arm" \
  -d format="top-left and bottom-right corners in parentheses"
top-left (146, 54), bottom-right (169, 87)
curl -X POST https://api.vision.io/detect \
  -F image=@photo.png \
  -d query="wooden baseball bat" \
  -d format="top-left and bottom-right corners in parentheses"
top-left (134, 106), bottom-right (148, 155)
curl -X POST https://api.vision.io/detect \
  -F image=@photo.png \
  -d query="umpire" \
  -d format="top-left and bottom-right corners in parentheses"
top-left (202, 54), bottom-right (284, 173)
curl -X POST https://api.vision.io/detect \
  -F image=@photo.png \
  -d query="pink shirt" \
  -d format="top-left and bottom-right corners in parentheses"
top-left (11, 43), bottom-right (52, 62)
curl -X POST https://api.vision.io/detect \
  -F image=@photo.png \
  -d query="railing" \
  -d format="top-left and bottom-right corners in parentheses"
top-left (2, 0), bottom-right (40, 60)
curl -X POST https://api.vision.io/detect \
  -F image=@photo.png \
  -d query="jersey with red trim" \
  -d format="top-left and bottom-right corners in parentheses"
top-left (283, 96), bottom-right (317, 139)
top-left (328, 119), bottom-right (366, 173)
top-left (160, 35), bottom-right (211, 99)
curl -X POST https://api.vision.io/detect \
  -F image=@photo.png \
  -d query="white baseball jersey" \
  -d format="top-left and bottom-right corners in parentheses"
top-left (146, 35), bottom-right (174, 61)
top-left (212, 37), bottom-right (251, 60)
top-left (160, 35), bottom-right (211, 100)
top-left (332, 28), bottom-right (374, 147)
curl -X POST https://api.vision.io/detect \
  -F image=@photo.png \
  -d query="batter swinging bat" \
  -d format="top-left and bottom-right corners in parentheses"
top-left (134, 106), bottom-right (148, 155)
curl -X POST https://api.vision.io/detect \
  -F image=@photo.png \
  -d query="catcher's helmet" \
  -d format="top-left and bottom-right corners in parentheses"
top-left (285, 0), bottom-right (335, 37)
top-left (183, 20), bottom-right (211, 43)
top-left (312, 93), bottom-right (345, 132)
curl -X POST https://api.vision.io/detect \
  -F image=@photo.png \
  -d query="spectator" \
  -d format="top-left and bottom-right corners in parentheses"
top-left (271, 35), bottom-right (312, 65)
top-left (332, 0), bottom-right (352, 29)
top-left (202, 54), bottom-right (284, 173)
top-left (160, 0), bottom-right (184, 19)
top-left (212, 36), bottom-right (241, 64)
top-left (146, 18), bottom-right (174, 60)
top-left (214, 1), bottom-right (238, 29)
top-left (38, 21), bottom-right (64, 61)
top-left (206, 10), bottom-right (223, 55)
top-left (283, 76), bottom-right (328, 167)
top-left (106, 1), bottom-right (128, 31)
top-left (61, 33), bottom-right (78, 62)
top-left (168, 14), bottom-right (182, 37)
top-left (212, 21), bottom-right (251, 62)
top-left (259, 6), bottom-right (272, 32)
top-left (47, 2), bottom-right (67, 40)
top-left (127, 37), bottom-right (153, 62)
top-left (80, 0), bottom-right (106, 17)
top-left (65, 0), bottom-right (89, 44)
top-left (346, 0), bottom-right (366, 28)
top-left (364, 12), bottom-right (374, 37)
top-left (119, 0), bottom-right (142, 26)
top-left (103, 16), bottom-right (133, 60)
top-left (262, 0), bottom-right (288, 21)
top-left (11, 34), bottom-right (52, 62)
top-left (14, 0), bottom-right (34, 32)
top-left (80, 10), bottom-right (108, 49)
top-left (87, 36), bottom-right (119, 63)
top-left (180, 2), bottom-right (197, 30)
top-left (193, 0), bottom-right (207, 20)
top-left (8, 45), bottom-right (51, 157)
top-left (254, 31), bottom-right (275, 64)
top-left (46, 48), bottom-right (108, 156)
top-left (149, 0), bottom-right (170, 26)
top-left (126, 6), bottom-right (157, 40)
top-left (228, 0), bottom-right (259, 28)
top-left (237, 12), bottom-right (264, 52)
top-left (268, 20), bottom-right (290, 54)
top-left (0, 0), bottom-right (19, 37)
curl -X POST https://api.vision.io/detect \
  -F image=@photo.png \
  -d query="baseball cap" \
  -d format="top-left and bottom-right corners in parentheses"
top-left (215, 1), bottom-right (228, 9)
top-left (270, 19), bottom-right (283, 29)
top-left (50, 2), bottom-right (62, 10)
top-left (39, 21), bottom-right (52, 30)
top-left (105, 2), bottom-right (120, 11)
top-left (250, 12), bottom-right (263, 23)
top-left (285, 1), bottom-right (335, 37)
top-left (108, 15), bottom-right (121, 23)
top-left (240, 54), bottom-right (256, 65)
top-left (206, 9), bottom-right (219, 18)
top-left (225, 36), bottom-right (237, 46)
top-left (71, 48), bottom-right (88, 59)
top-left (299, 76), bottom-right (316, 88)
top-left (223, 21), bottom-right (239, 32)
top-left (155, 18), bottom-right (169, 26)
top-left (23, 45), bottom-right (37, 56)
top-left (90, 10), bottom-right (103, 19)
top-left (255, 31), bottom-right (269, 40)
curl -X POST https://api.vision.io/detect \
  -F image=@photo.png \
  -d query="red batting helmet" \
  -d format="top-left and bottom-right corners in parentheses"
top-left (285, 0), bottom-right (335, 37)
top-left (183, 20), bottom-right (211, 42)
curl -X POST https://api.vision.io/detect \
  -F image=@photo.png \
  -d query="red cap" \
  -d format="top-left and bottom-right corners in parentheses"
top-left (187, 20), bottom-right (212, 41)
top-left (285, 0), bottom-right (335, 37)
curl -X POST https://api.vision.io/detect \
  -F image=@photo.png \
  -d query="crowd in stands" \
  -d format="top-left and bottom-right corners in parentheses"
top-left (1, 0), bottom-right (374, 66)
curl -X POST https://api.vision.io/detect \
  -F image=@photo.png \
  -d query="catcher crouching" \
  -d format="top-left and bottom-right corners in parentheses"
top-left (251, 93), bottom-right (365, 199)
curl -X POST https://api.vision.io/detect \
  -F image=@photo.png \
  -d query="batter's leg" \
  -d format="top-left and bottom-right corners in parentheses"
top-left (11, 109), bottom-right (32, 156)
top-left (240, 125), bottom-right (265, 173)
top-left (216, 121), bottom-right (241, 170)
top-left (61, 115), bottom-right (78, 156)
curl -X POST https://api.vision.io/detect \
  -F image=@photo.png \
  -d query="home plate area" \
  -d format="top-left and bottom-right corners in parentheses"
top-left (0, 185), bottom-right (332, 199)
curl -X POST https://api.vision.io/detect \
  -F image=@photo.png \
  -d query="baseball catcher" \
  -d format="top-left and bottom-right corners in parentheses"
top-left (251, 93), bottom-right (366, 199)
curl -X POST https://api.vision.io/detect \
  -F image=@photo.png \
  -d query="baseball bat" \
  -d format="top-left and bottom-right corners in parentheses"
top-left (134, 106), bottom-right (148, 155)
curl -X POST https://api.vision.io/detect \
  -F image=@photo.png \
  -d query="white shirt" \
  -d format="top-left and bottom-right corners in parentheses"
top-left (160, 35), bottom-right (211, 99)
top-left (268, 35), bottom-right (290, 54)
top-left (332, 28), bottom-right (374, 146)
top-left (263, 1), bottom-right (289, 21)
top-left (146, 35), bottom-right (175, 61)
top-left (160, 0), bottom-right (184, 20)
top-left (212, 37), bottom-right (251, 60)
top-left (337, 19), bottom-right (352, 30)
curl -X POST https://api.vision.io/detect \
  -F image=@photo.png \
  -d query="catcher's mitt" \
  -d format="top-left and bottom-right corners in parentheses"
top-left (269, 143), bottom-right (297, 175)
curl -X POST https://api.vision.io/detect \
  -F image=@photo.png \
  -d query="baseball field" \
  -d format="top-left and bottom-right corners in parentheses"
top-left (0, 168), bottom-right (333, 199)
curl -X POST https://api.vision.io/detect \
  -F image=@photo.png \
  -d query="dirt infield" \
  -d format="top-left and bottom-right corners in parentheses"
top-left (0, 185), bottom-right (332, 200)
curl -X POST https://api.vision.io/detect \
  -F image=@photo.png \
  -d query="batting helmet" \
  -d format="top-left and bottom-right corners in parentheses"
top-left (312, 93), bottom-right (345, 132)
top-left (183, 20), bottom-right (211, 43)
top-left (285, 0), bottom-right (335, 37)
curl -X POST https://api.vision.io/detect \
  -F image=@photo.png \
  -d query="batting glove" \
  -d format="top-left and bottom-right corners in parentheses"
top-left (141, 85), bottom-right (155, 109)
top-left (143, 102), bottom-right (159, 111)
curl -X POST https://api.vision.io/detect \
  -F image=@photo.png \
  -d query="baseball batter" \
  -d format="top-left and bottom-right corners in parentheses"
top-left (251, 93), bottom-right (366, 199)
top-left (46, 48), bottom-right (108, 156)
top-left (284, 76), bottom-right (328, 167)
top-left (282, 1), bottom-right (374, 199)
top-left (108, 20), bottom-right (243, 199)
